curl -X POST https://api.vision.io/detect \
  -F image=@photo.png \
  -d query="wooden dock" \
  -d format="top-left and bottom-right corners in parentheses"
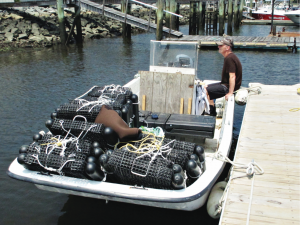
top-left (219, 84), bottom-right (300, 225)
top-left (167, 35), bottom-right (300, 50)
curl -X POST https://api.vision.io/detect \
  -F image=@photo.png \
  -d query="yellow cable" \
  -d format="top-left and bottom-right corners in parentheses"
top-left (289, 108), bottom-right (300, 112)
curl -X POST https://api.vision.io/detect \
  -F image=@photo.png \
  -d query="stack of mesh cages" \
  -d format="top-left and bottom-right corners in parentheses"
top-left (23, 133), bottom-right (93, 178)
top-left (107, 133), bottom-right (196, 189)
top-left (56, 85), bottom-right (132, 122)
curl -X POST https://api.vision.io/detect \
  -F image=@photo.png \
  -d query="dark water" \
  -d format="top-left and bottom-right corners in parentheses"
top-left (0, 24), bottom-right (299, 225)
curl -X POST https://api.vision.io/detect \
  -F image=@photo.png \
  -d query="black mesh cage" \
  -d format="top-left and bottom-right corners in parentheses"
top-left (23, 134), bottom-right (93, 178)
top-left (87, 86), bottom-right (132, 99)
top-left (107, 147), bottom-right (173, 189)
top-left (48, 119), bottom-right (107, 148)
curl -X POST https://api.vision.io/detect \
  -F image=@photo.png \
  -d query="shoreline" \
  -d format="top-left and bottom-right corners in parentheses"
top-left (0, 5), bottom-right (190, 51)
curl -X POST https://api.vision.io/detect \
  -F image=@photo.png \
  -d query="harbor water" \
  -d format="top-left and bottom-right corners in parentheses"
top-left (0, 24), bottom-right (299, 225)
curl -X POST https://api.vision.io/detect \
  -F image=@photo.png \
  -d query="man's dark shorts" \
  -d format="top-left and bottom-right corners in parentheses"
top-left (207, 82), bottom-right (229, 100)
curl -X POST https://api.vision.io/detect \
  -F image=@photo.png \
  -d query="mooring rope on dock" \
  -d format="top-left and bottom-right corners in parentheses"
top-left (207, 151), bottom-right (264, 221)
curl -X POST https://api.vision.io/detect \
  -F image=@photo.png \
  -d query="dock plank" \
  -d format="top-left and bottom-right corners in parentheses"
top-left (220, 84), bottom-right (300, 225)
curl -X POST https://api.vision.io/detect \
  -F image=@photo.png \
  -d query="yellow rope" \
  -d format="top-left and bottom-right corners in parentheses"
top-left (289, 108), bottom-right (300, 112)
top-left (40, 137), bottom-right (62, 146)
top-left (114, 131), bottom-right (165, 154)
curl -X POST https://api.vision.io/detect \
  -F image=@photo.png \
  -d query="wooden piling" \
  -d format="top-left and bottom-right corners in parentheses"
top-left (239, 0), bottom-right (245, 24)
top-left (198, 1), bottom-right (205, 33)
top-left (175, 3), bottom-right (180, 30)
top-left (189, 2), bottom-right (197, 35)
top-left (249, 0), bottom-right (253, 16)
top-left (74, 5), bottom-right (83, 43)
top-left (156, 0), bottom-right (164, 40)
top-left (219, 0), bottom-right (225, 35)
top-left (170, 0), bottom-right (176, 30)
top-left (227, 0), bottom-right (233, 35)
top-left (122, 0), bottom-right (131, 38)
top-left (57, 0), bottom-right (67, 45)
top-left (201, 2), bottom-right (206, 29)
top-left (165, 0), bottom-right (170, 28)
top-left (233, 0), bottom-right (239, 28)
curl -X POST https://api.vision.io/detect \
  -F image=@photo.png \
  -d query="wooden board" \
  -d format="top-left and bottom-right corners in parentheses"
top-left (151, 72), bottom-right (168, 112)
top-left (138, 71), bottom-right (195, 114)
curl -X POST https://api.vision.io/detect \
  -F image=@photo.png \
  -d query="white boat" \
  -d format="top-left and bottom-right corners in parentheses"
top-left (7, 40), bottom-right (234, 211)
top-left (284, 10), bottom-right (300, 25)
top-left (252, 4), bottom-right (291, 20)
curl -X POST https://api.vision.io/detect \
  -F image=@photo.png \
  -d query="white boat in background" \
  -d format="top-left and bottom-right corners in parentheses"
top-left (7, 40), bottom-right (234, 211)
top-left (252, 4), bottom-right (291, 20)
top-left (284, 10), bottom-right (300, 25)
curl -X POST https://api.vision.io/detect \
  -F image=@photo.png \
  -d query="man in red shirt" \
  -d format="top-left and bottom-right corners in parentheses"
top-left (206, 38), bottom-right (242, 115)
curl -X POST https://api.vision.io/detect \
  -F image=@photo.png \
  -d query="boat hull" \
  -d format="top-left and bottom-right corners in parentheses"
top-left (7, 76), bottom-right (235, 211)
top-left (284, 11), bottom-right (300, 25)
top-left (252, 12), bottom-right (290, 20)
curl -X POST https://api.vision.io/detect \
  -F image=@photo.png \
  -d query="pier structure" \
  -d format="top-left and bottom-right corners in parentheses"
top-left (167, 35), bottom-right (300, 51)
top-left (219, 83), bottom-right (300, 224)
top-left (0, 0), bottom-right (257, 43)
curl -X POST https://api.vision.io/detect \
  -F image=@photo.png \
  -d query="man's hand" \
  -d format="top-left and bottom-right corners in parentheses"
top-left (225, 92), bottom-right (233, 101)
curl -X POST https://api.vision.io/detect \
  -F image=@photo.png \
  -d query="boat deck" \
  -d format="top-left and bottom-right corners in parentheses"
top-left (219, 84), bottom-right (300, 224)
top-left (166, 35), bottom-right (300, 50)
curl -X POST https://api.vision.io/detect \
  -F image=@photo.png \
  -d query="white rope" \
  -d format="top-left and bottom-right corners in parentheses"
top-left (75, 85), bottom-right (98, 100)
top-left (208, 151), bottom-right (264, 218)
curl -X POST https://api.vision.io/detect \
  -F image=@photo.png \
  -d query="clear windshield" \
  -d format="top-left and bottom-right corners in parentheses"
top-left (149, 41), bottom-right (198, 74)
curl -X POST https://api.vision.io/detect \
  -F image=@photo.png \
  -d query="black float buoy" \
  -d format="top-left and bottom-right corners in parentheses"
top-left (106, 149), bottom-right (114, 156)
top-left (121, 104), bottom-right (130, 125)
top-left (92, 147), bottom-right (104, 159)
top-left (190, 154), bottom-right (201, 167)
top-left (19, 145), bottom-right (28, 154)
top-left (85, 162), bottom-right (105, 181)
top-left (194, 145), bottom-right (205, 162)
top-left (172, 164), bottom-right (184, 175)
top-left (194, 145), bottom-right (206, 172)
top-left (172, 173), bottom-right (185, 190)
top-left (99, 154), bottom-right (112, 173)
top-left (51, 112), bottom-right (57, 119)
top-left (17, 153), bottom-right (27, 165)
top-left (186, 159), bottom-right (201, 180)
top-left (131, 94), bottom-right (139, 128)
top-left (87, 156), bottom-right (97, 164)
top-left (92, 141), bottom-right (100, 149)
top-left (33, 133), bottom-right (43, 142)
top-left (103, 127), bottom-right (118, 146)
top-left (45, 119), bottom-right (53, 129)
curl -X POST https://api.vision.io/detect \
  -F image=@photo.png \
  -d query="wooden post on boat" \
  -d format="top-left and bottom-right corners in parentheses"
top-left (238, 0), bottom-right (245, 24)
top-left (227, 0), bottom-right (233, 35)
top-left (233, 0), bottom-right (239, 28)
top-left (57, 0), bottom-right (67, 45)
top-left (249, 0), bottom-right (253, 16)
top-left (156, 0), bottom-right (164, 40)
top-left (180, 98), bottom-right (184, 114)
top-left (219, 0), bottom-right (225, 35)
top-left (165, 0), bottom-right (170, 28)
top-left (122, 0), bottom-right (132, 39)
top-left (170, 0), bottom-right (176, 30)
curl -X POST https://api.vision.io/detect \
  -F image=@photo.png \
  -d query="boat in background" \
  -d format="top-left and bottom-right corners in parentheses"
top-left (284, 10), bottom-right (300, 25)
top-left (252, 4), bottom-right (291, 20)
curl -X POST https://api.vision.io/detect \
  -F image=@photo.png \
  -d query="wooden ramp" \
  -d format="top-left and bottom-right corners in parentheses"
top-left (80, 0), bottom-right (183, 37)
top-left (219, 84), bottom-right (300, 225)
